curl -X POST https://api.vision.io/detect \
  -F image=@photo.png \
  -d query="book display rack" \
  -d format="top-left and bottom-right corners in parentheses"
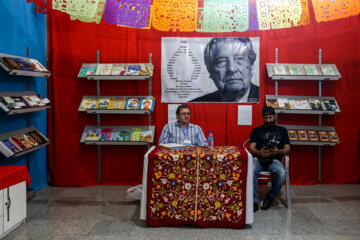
top-left (266, 49), bottom-right (341, 181)
top-left (78, 51), bottom-right (155, 183)
top-left (0, 51), bottom-right (51, 162)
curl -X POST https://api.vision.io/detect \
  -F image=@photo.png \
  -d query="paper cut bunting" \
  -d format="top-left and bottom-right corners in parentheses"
top-left (104, 0), bottom-right (152, 28)
top-left (152, 0), bottom-right (198, 32)
top-left (197, 0), bottom-right (249, 32)
top-left (312, 0), bottom-right (360, 22)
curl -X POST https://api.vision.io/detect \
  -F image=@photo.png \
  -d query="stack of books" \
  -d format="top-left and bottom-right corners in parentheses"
top-left (0, 56), bottom-right (49, 73)
top-left (78, 63), bottom-right (153, 77)
top-left (0, 131), bottom-right (47, 158)
top-left (287, 129), bottom-right (340, 143)
top-left (266, 97), bottom-right (339, 112)
top-left (0, 95), bottom-right (50, 113)
top-left (79, 96), bottom-right (155, 111)
top-left (84, 127), bottom-right (152, 143)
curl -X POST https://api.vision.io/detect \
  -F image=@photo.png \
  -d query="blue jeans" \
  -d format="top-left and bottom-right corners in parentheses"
top-left (253, 157), bottom-right (286, 204)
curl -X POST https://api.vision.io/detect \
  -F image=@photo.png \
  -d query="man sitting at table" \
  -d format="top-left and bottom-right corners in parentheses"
top-left (159, 104), bottom-right (208, 146)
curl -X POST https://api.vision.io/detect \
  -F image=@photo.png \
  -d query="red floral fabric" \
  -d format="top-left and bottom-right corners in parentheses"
top-left (147, 146), bottom-right (247, 228)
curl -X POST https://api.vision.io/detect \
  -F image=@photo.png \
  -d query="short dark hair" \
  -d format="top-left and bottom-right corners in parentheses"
top-left (204, 37), bottom-right (256, 71)
top-left (176, 104), bottom-right (191, 115)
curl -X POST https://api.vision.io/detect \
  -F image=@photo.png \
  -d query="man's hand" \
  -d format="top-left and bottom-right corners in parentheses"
top-left (260, 147), bottom-right (271, 158)
top-left (270, 146), bottom-right (279, 155)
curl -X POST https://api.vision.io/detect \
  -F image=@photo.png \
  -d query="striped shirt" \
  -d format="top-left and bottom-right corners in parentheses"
top-left (159, 121), bottom-right (208, 147)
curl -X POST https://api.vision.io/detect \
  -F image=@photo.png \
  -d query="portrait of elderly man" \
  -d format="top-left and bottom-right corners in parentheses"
top-left (191, 37), bottom-right (259, 102)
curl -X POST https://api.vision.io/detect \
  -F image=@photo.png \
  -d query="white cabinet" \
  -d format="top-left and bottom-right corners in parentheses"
top-left (0, 181), bottom-right (26, 239)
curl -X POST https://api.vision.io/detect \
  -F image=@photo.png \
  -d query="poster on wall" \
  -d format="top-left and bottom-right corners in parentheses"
top-left (161, 37), bottom-right (260, 103)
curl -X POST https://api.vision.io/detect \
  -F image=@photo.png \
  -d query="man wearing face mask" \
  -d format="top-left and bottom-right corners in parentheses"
top-left (191, 37), bottom-right (259, 102)
top-left (249, 106), bottom-right (290, 212)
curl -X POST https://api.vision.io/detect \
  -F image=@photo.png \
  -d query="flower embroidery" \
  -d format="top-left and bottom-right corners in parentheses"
top-left (170, 180), bottom-right (177, 187)
top-left (161, 179), bottom-right (167, 184)
top-left (216, 180), bottom-right (224, 188)
top-left (185, 183), bottom-right (192, 190)
top-left (203, 183), bottom-right (210, 190)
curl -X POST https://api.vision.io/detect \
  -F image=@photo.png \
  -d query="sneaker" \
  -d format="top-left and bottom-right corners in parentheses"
top-left (260, 196), bottom-right (274, 210)
top-left (253, 203), bottom-right (259, 213)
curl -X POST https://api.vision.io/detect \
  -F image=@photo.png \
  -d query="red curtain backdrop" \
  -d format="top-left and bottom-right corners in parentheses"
top-left (47, 6), bottom-right (360, 186)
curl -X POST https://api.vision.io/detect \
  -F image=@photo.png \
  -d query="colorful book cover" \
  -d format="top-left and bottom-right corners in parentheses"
top-left (0, 57), bottom-right (14, 71)
top-left (288, 65), bottom-right (303, 75)
top-left (125, 65), bottom-right (140, 75)
top-left (0, 140), bottom-right (14, 157)
top-left (111, 65), bottom-right (127, 75)
top-left (318, 131), bottom-right (330, 142)
top-left (99, 128), bottom-right (113, 141)
top-left (11, 96), bottom-right (29, 108)
top-left (23, 134), bottom-right (39, 147)
top-left (2, 139), bottom-right (20, 153)
top-left (123, 131), bottom-right (131, 141)
top-left (10, 57), bottom-right (34, 71)
top-left (287, 130), bottom-right (298, 141)
top-left (328, 131), bottom-right (340, 142)
top-left (277, 98), bottom-right (289, 109)
top-left (111, 130), bottom-right (124, 141)
top-left (85, 67), bottom-right (97, 76)
top-left (323, 99), bottom-right (338, 111)
top-left (79, 97), bottom-right (98, 111)
top-left (23, 95), bottom-right (45, 107)
top-left (304, 65), bottom-right (320, 75)
top-left (297, 130), bottom-right (309, 141)
top-left (272, 65), bottom-right (286, 75)
top-left (28, 131), bottom-right (45, 144)
top-left (309, 99), bottom-right (323, 110)
top-left (140, 130), bottom-right (152, 142)
top-left (140, 97), bottom-right (155, 110)
top-left (3, 57), bottom-right (22, 70)
top-left (9, 137), bottom-right (27, 151)
top-left (3, 96), bottom-right (21, 109)
top-left (95, 64), bottom-right (113, 75)
top-left (125, 97), bottom-right (141, 110)
top-left (111, 97), bottom-right (127, 110)
top-left (30, 59), bottom-right (49, 72)
top-left (96, 97), bottom-right (111, 109)
top-left (266, 98), bottom-right (279, 109)
top-left (130, 128), bottom-right (141, 141)
top-left (85, 128), bottom-right (101, 141)
top-left (288, 99), bottom-right (311, 110)
top-left (320, 65), bottom-right (336, 75)
top-left (0, 97), bottom-right (10, 112)
top-left (17, 135), bottom-right (33, 149)
top-left (308, 130), bottom-right (319, 141)
top-left (139, 64), bottom-right (153, 76)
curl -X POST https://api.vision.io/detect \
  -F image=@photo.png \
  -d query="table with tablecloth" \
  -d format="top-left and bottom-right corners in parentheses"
top-left (140, 146), bottom-right (253, 228)
top-left (0, 165), bottom-right (31, 190)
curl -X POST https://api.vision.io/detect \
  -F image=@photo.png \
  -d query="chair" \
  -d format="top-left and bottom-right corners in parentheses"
top-left (243, 139), bottom-right (291, 209)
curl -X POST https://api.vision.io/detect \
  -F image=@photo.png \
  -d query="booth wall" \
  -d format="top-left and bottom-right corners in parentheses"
top-left (0, 1), bottom-right (48, 191)
top-left (48, 6), bottom-right (360, 186)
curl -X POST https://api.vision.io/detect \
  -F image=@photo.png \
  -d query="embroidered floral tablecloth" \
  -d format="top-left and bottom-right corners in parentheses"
top-left (147, 146), bottom-right (248, 228)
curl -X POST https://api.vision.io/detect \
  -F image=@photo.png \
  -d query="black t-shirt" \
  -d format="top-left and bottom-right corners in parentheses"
top-left (249, 125), bottom-right (290, 162)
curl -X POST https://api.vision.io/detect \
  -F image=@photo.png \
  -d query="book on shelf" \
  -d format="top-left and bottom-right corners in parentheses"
top-left (28, 131), bottom-right (46, 144)
top-left (130, 128), bottom-right (141, 141)
top-left (79, 96), bottom-right (98, 111)
top-left (17, 135), bottom-right (34, 149)
top-left (323, 99), bottom-right (339, 112)
top-left (287, 130), bottom-right (298, 141)
top-left (288, 99), bottom-right (311, 110)
top-left (10, 136), bottom-right (29, 151)
top-left (159, 143), bottom-right (187, 150)
top-left (0, 98), bottom-right (10, 112)
top-left (22, 133), bottom-right (39, 147)
top-left (328, 131), bottom-right (339, 142)
top-left (125, 97), bottom-right (141, 110)
top-left (111, 65), bottom-right (127, 76)
top-left (30, 59), bottom-right (49, 72)
top-left (307, 130), bottom-right (319, 141)
top-left (96, 97), bottom-right (111, 110)
top-left (111, 130), bottom-right (124, 141)
top-left (266, 98), bottom-right (279, 108)
top-left (309, 98), bottom-right (323, 110)
top-left (123, 131), bottom-right (131, 141)
top-left (303, 65), bottom-right (320, 75)
top-left (85, 66), bottom-right (97, 76)
top-left (140, 97), bottom-right (155, 110)
top-left (99, 128), bottom-right (113, 141)
top-left (318, 131), bottom-right (330, 142)
top-left (272, 65), bottom-right (286, 75)
top-left (0, 140), bottom-right (15, 157)
top-left (140, 130), bottom-right (152, 142)
top-left (2, 139), bottom-right (21, 153)
top-left (85, 128), bottom-right (101, 141)
top-left (2, 96), bottom-right (21, 109)
top-left (109, 96), bottom-right (127, 109)
top-left (277, 98), bottom-right (289, 109)
top-left (297, 130), bottom-right (309, 141)
top-left (1, 57), bottom-right (22, 71)
top-left (125, 65), bottom-right (140, 75)
top-left (288, 65), bottom-right (303, 75)
top-left (95, 64), bottom-right (113, 75)
top-left (23, 95), bottom-right (46, 107)
top-left (9, 57), bottom-right (36, 71)
top-left (320, 65), bottom-right (337, 75)
top-left (139, 64), bottom-right (153, 76)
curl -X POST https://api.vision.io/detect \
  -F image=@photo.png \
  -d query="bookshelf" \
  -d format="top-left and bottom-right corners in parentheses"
top-left (266, 49), bottom-right (341, 181)
top-left (78, 51), bottom-right (155, 183)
